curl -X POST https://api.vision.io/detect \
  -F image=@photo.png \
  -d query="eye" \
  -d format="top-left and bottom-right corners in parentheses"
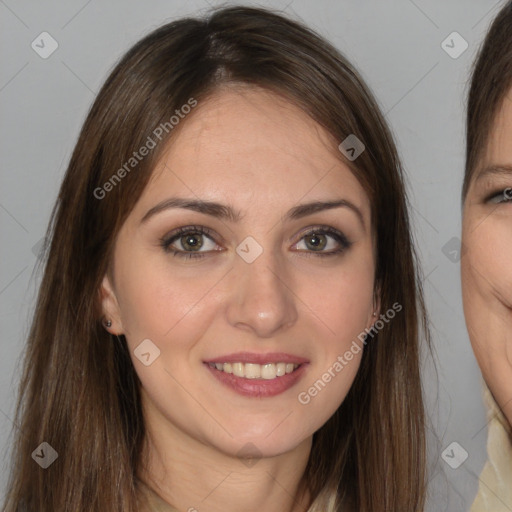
top-left (160, 226), bottom-right (222, 259)
top-left (293, 226), bottom-right (352, 257)
top-left (159, 224), bottom-right (352, 260)
top-left (486, 187), bottom-right (512, 204)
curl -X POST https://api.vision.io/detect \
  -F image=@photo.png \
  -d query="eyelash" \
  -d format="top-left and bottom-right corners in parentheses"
top-left (485, 187), bottom-right (512, 204)
top-left (159, 225), bottom-right (352, 260)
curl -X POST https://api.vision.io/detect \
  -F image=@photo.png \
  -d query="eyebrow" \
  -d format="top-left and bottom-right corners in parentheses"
top-left (140, 197), bottom-right (365, 228)
top-left (475, 164), bottom-right (512, 182)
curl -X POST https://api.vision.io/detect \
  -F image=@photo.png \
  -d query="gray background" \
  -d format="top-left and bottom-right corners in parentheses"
top-left (0, 0), bottom-right (504, 510)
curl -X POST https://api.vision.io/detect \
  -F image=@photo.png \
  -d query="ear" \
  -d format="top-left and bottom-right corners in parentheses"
top-left (366, 284), bottom-right (381, 329)
top-left (99, 274), bottom-right (123, 334)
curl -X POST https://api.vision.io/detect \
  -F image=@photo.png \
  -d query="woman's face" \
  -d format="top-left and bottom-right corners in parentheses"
top-left (462, 90), bottom-right (512, 426)
top-left (101, 86), bottom-right (376, 460)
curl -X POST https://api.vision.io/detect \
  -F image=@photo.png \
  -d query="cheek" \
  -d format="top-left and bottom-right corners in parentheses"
top-left (304, 253), bottom-right (375, 333)
top-left (324, 273), bottom-right (373, 323)
top-left (463, 218), bottom-right (512, 306)
top-left (293, 279), bottom-right (368, 431)
top-left (114, 254), bottom-right (224, 343)
top-left (293, 252), bottom-right (374, 391)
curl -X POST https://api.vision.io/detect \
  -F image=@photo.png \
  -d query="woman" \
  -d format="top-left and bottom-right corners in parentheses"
top-left (3, 6), bottom-right (429, 511)
top-left (461, 1), bottom-right (512, 509)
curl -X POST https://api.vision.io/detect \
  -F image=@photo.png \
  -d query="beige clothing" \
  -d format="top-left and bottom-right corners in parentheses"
top-left (471, 384), bottom-right (512, 511)
top-left (136, 478), bottom-right (179, 512)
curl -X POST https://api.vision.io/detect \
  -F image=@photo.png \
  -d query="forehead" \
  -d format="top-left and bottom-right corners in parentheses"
top-left (486, 93), bottom-right (512, 158)
top-left (475, 93), bottom-right (512, 173)
top-left (139, 86), bottom-right (370, 218)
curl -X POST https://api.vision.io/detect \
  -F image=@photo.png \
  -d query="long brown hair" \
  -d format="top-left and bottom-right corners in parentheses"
top-left (463, 0), bottom-right (512, 199)
top-left (3, 6), bottom-right (429, 511)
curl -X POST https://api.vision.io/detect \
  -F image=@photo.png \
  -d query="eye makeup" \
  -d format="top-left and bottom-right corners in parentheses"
top-left (159, 224), bottom-right (352, 260)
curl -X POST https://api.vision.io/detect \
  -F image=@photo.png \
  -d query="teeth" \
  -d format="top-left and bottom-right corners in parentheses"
top-left (208, 362), bottom-right (300, 379)
top-left (245, 363), bottom-right (261, 379)
top-left (261, 363), bottom-right (276, 380)
top-left (276, 363), bottom-right (286, 377)
top-left (232, 362), bottom-right (244, 377)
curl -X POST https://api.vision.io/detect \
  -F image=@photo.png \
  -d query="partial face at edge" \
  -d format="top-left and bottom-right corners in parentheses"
top-left (462, 89), bottom-right (512, 425)
top-left (100, 86), bottom-right (377, 460)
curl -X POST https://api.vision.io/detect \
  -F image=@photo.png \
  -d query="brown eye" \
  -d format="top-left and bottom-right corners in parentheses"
top-left (293, 226), bottom-right (351, 257)
top-left (160, 225), bottom-right (221, 259)
top-left (179, 233), bottom-right (204, 251)
top-left (304, 233), bottom-right (327, 251)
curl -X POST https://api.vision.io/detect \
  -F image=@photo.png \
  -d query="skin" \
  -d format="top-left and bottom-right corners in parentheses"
top-left (462, 90), bottom-right (512, 427)
top-left (100, 85), bottom-right (377, 512)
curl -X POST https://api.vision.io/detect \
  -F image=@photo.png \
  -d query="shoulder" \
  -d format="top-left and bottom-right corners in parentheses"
top-left (471, 383), bottom-right (512, 511)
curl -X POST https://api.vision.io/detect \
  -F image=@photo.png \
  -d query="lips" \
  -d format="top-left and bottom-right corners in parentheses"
top-left (203, 352), bottom-right (309, 398)
top-left (204, 351), bottom-right (309, 365)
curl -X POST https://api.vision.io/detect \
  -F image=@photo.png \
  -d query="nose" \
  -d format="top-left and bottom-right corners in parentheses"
top-left (225, 249), bottom-right (299, 338)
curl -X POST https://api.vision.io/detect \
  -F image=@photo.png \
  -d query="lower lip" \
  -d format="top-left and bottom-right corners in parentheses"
top-left (204, 363), bottom-right (308, 398)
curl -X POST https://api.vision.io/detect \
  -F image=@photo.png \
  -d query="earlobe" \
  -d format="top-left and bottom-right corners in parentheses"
top-left (367, 309), bottom-right (378, 330)
top-left (367, 287), bottom-right (381, 329)
top-left (99, 274), bottom-right (123, 334)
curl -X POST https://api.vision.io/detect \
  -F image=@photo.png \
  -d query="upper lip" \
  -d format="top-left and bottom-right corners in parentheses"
top-left (204, 352), bottom-right (309, 365)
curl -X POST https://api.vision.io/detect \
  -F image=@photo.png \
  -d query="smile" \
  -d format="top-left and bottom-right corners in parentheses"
top-left (207, 361), bottom-right (300, 380)
top-left (204, 352), bottom-right (309, 397)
